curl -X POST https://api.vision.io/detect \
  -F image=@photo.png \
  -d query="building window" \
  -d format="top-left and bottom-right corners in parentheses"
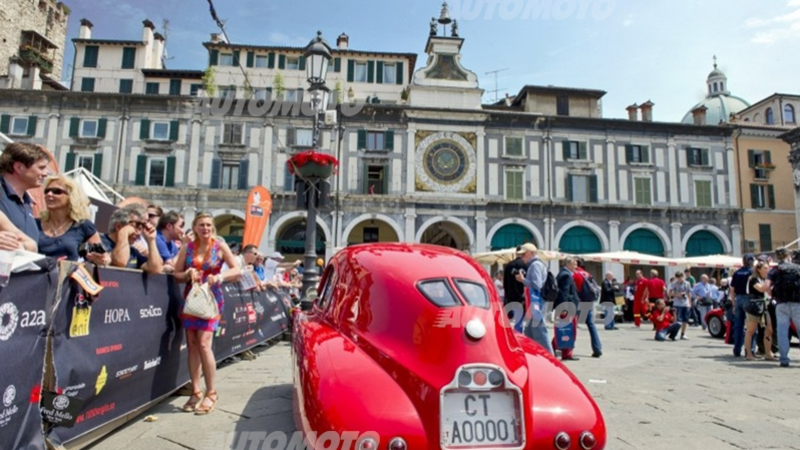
top-left (222, 123), bottom-right (243, 144)
top-left (364, 165), bottom-right (387, 195)
top-left (121, 47), bottom-right (136, 69)
top-left (363, 227), bottom-right (380, 243)
top-left (147, 158), bottom-right (167, 186)
top-left (10, 117), bottom-right (29, 135)
top-left (567, 174), bottom-right (598, 203)
top-left (77, 155), bottom-right (93, 173)
top-left (750, 184), bottom-right (775, 209)
top-left (219, 53), bottom-right (234, 66)
top-left (255, 55), bottom-right (269, 68)
top-left (83, 45), bottom-right (99, 68)
top-left (145, 82), bottom-right (159, 95)
top-left (285, 57), bottom-right (300, 70)
top-left (695, 180), bottom-right (712, 208)
top-left (759, 224), bottom-right (773, 252)
top-left (151, 122), bottom-right (170, 141)
top-left (190, 83), bottom-right (202, 96)
top-left (556, 95), bottom-right (569, 116)
top-left (748, 149), bottom-right (772, 179)
top-left (626, 144), bottom-right (650, 164)
top-left (119, 79), bottom-right (133, 93)
top-left (354, 62), bottom-right (368, 82)
top-left (220, 163), bottom-right (240, 190)
top-left (367, 132), bottom-right (385, 150)
top-left (766, 107), bottom-right (774, 125)
top-left (357, 130), bottom-right (394, 151)
top-left (80, 78), bottom-right (95, 92)
top-left (687, 147), bottom-right (710, 166)
top-left (634, 177), bottom-right (652, 205)
top-left (504, 137), bottom-right (523, 157)
top-left (169, 79), bottom-right (181, 95)
top-left (80, 119), bottom-right (98, 138)
top-left (220, 86), bottom-right (236, 98)
top-left (505, 168), bottom-right (523, 201)
top-left (785, 104), bottom-right (796, 124)
top-left (382, 63), bottom-right (396, 84)
top-left (254, 88), bottom-right (272, 101)
top-left (284, 89), bottom-right (303, 102)
top-left (563, 140), bottom-right (587, 160)
top-left (294, 129), bottom-right (313, 147)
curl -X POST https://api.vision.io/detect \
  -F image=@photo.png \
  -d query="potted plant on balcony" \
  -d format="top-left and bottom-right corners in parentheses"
top-left (756, 162), bottom-right (776, 170)
top-left (287, 150), bottom-right (339, 179)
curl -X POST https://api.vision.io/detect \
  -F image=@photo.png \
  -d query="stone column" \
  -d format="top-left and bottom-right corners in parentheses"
top-left (406, 128), bottom-right (416, 195)
top-left (405, 207), bottom-right (417, 243)
top-left (668, 138), bottom-right (679, 206)
top-left (476, 131), bottom-right (486, 198)
top-left (730, 224), bottom-right (742, 256)
top-left (606, 138), bottom-right (616, 203)
top-left (726, 144), bottom-right (738, 207)
top-left (671, 222), bottom-right (683, 258)
top-left (608, 220), bottom-right (621, 251)
top-left (261, 121), bottom-right (274, 188)
top-left (334, 210), bottom-right (345, 248)
top-left (475, 210), bottom-right (487, 253)
top-left (188, 118), bottom-right (202, 187)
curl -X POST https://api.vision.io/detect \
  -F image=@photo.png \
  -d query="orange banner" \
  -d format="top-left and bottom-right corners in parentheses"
top-left (242, 186), bottom-right (273, 248)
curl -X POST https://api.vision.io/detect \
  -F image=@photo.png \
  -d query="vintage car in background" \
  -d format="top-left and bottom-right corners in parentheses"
top-left (705, 307), bottom-right (797, 340)
top-left (292, 243), bottom-right (606, 450)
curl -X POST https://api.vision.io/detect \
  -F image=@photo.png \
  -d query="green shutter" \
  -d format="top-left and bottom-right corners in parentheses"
top-left (83, 46), bottom-right (98, 68)
top-left (750, 184), bottom-right (759, 208)
top-left (65, 152), bottom-right (76, 171)
top-left (268, 52), bottom-right (275, 68)
top-left (140, 119), bottom-right (150, 140)
top-left (209, 49), bottom-right (219, 66)
top-left (382, 164), bottom-right (389, 194)
top-left (278, 54), bottom-right (286, 69)
top-left (169, 79), bottom-right (181, 95)
top-left (579, 141), bottom-right (587, 160)
top-left (97, 118), bottom-right (107, 138)
top-left (562, 140), bottom-right (570, 160)
top-left (333, 57), bottom-right (341, 73)
top-left (748, 149), bottom-right (755, 168)
top-left (765, 150), bottom-right (772, 164)
top-left (686, 147), bottom-right (692, 166)
top-left (232, 50), bottom-right (240, 67)
top-left (298, 56), bottom-right (306, 71)
top-left (169, 120), bottom-right (179, 141)
top-left (165, 156), bottom-right (176, 187)
top-left (367, 60), bottom-right (375, 83)
top-left (92, 153), bottom-right (103, 177)
top-left (246, 51), bottom-right (254, 68)
top-left (122, 47), bottom-right (136, 68)
top-left (701, 148), bottom-right (710, 166)
top-left (69, 117), bottom-right (80, 137)
top-left (589, 175), bottom-right (598, 203)
top-left (347, 59), bottom-right (354, 82)
top-left (286, 128), bottom-right (296, 146)
top-left (396, 62), bottom-right (404, 85)
top-left (135, 154), bottom-right (147, 185)
top-left (357, 130), bottom-right (367, 149)
top-left (210, 158), bottom-right (221, 189)
top-left (385, 130), bottom-right (394, 150)
top-left (26, 116), bottom-right (37, 136)
top-left (238, 160), bottom-right (249, 189)
top-left (566, 174), bottom-right (573, 201)
top-left (376, 61), bottom-right (384, 84)
top-left (625, 144), bottom-right (633, 163)
top-left (768, 185), bottom-right (775, 209)
top-left (0, 115), bottom-right (9, 134)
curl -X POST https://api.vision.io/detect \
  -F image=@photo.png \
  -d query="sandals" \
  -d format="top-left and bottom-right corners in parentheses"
top-left (182, 391), bottom-right (204, 412)
top-left (194, 391), bottom-right (217, 415)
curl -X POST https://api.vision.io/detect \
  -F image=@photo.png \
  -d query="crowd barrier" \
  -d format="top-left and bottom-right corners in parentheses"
top-left (0, 262), bottom-right (293, 450)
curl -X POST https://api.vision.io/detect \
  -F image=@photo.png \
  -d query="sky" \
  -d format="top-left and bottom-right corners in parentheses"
top-left (59, 0), bottom-right (800, 122)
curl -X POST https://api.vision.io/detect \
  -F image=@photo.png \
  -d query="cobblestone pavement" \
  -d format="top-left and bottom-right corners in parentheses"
top-left (87, 324), bottom-right (800, 450)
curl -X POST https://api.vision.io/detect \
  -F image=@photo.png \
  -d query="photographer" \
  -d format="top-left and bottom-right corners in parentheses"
top-left (668, 271), bottom-right (692, 340)
top-left (36, 175), bottom-right (109, 264)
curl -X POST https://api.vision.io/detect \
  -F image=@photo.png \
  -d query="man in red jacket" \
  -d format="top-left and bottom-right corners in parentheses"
top-left (633, 270), bottom-right (650, 327)
top-left (647, 269), bottom-right (667, 325)
top-left (651, 299), bottom-right (681, 341)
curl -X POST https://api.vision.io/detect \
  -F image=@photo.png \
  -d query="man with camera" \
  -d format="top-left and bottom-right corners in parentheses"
top-left (514, 243), bottom-right (554, 355)
top-left (101, 206), bottom-right (163, 274)
top-left (503, 248), bottom-right (527, 332)
top-left (767, 248), bottom-right (800, 367)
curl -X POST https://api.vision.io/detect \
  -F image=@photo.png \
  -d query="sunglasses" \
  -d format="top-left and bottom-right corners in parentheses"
top-left (128, 220), bottom-right (146, 230)
top-left (44, 187), bottom-right (68, 196)
top-left (148, 213), bottom-right (161, 219)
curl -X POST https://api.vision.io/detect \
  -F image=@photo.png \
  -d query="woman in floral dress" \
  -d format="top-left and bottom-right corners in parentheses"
top-left (173, 212), bottom-right (240, 415)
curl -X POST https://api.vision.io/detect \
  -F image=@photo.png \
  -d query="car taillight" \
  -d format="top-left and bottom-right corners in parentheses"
top-left (580, 431), bottom-right (596, 449)
top-left (388, 437), bottom-right (407, 450)
top-left (358, 437), bottom-right (378, 450)
top-left (488, 370), bottom-right (503, 386)
top-left (472, 370), bottom-right (487, 386)
top-left (554, 432), bottom-right (571, 450)
top-left (458, 370), bottom-right (472, 386)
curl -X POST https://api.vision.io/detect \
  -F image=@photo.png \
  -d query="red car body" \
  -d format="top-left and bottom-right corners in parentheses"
top-left (705, 307), bottom-right (797, 339)
top-left (292, 243), bottom-right (606, 450)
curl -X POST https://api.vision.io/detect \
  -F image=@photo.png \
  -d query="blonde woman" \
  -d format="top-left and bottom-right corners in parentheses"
top-left (173, 212), bottom-right (240, 415)
top-left (37, 175), bottom-right (109, 264)
top-left (744, 261), bottom-right (774, 361)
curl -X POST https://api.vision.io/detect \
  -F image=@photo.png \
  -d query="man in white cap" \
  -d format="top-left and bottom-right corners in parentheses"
top-left (515, 243), bottom-right (554, 355)
top-left (263, 251), bottom-right (283, 282)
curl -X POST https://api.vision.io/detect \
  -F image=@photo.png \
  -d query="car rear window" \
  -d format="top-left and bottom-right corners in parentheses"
top-left (454, 279), bottom-right (489, 308)
top-left (418, 279), bottom-right (460, 307)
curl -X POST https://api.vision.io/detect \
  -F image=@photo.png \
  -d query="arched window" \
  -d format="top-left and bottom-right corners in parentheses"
top-left (753, 113), bottom-right (761, 122)
top-left (766, 107), bottom-right (774, 125)
top-left (785, 104), bottom-right (796, 124)
top-left (713, 82), bottom-right (718, 93)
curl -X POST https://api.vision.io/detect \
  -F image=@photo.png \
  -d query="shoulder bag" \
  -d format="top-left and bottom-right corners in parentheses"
top-left (183, 282), bottom-right (219, 319)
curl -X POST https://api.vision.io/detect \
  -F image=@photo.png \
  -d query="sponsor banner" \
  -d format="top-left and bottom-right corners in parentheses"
top-left (48, 267), bottom-right (189, 445)
top-left (0, 261), bottom-right (58, 450)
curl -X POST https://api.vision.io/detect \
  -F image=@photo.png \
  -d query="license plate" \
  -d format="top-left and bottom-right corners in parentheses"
top-left (441, 390), bottom-right (522, 448)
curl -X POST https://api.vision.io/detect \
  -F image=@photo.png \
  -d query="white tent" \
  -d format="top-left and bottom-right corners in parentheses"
top-left (579, 250), bottom-right (678, 266)
top-left (63, 167), bottom-right (124, 204)
top-left (673, 254), bottom-right (743, 269)
top-left (471, 247), bottom-right (567, 266)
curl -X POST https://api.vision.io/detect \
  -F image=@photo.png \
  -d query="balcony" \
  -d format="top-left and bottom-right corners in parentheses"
top-left (19, 47), bottom-right (54, 73)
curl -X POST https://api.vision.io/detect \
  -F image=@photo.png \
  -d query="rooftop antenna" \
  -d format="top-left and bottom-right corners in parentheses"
top-left (485, 68), bottom-right (508, 103)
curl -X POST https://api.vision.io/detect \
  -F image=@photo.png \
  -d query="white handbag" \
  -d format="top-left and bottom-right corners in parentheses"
top-left (183, 282), bottom-right (219, 319)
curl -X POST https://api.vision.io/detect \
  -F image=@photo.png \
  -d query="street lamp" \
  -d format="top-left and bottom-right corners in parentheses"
top-left (299, 31), bottom-right (332, 305)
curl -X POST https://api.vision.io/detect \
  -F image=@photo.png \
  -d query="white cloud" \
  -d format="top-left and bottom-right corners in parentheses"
top-left (622, 14), bottom-right (634, 27)
top-left (745, 2), bottom-right (800, 43)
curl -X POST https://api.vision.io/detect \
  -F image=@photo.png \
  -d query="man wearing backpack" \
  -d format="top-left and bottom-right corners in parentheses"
top-left (503, 248), bottom-right (528, 332)
top-left (514, 243), bottom-right (554, 355)
top-left (768, 248), bottom-right (800, 367)
top-left (575, 259), bottom-right (603, 357)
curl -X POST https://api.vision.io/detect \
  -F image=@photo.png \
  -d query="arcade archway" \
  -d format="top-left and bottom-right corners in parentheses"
top-left (276, 219), bottom-right (327, 257)
top-left (345, 219), bottom-right (400, 244)
top-left (420, 221), bottom-right (470, 250)
top-left (215, 214), bottom-right (244, 246)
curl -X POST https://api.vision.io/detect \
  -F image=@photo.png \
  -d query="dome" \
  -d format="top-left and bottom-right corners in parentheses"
top-left (682, 59), bottom-right (750, 125)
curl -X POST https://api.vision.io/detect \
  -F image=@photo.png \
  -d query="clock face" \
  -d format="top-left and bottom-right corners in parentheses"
top-left (415, 131), bottom-right (476, 193)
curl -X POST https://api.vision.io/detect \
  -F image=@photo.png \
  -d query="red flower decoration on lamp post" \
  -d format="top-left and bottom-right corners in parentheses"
top-left (287, 150), bottom-right (339, 179)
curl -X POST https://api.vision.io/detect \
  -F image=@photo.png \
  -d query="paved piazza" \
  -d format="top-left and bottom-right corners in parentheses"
top-left (88, 324), bottom-right (800, 450)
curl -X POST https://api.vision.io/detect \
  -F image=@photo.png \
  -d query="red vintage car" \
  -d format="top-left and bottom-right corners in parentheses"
top-left (292, 243), bottom-right (606, 450)
top-left (704, 307), bottom-right (797, 339)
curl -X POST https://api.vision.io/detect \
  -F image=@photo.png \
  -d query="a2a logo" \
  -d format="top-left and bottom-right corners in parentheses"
top-left (20, 310), bottom-right (46, 328)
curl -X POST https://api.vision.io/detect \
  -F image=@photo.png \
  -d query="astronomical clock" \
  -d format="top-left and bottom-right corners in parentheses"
top-left (414, 131), bottom-right (477, 193)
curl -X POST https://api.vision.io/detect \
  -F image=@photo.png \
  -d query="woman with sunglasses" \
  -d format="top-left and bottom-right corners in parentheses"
top-left (37, 175), bottom-right (110, 264)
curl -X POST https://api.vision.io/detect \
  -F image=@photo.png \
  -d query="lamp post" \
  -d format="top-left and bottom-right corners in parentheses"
top-left (299, 31), bottom-right (332, 303)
